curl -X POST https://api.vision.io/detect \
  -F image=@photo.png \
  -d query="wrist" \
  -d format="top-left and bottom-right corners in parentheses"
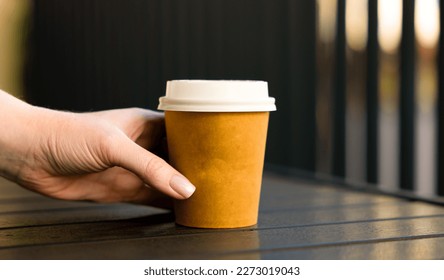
top-left (0, 91), bottom-right (43, 182)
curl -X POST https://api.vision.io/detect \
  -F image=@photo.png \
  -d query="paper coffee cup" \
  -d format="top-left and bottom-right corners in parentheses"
top-left (158, 80), bottom-right (276, 228)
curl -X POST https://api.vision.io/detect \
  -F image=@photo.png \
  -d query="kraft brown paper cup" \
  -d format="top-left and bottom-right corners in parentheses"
top-left (158, 80), bottom-right (275, 229)
top-left (166, 111), bottom-right (269, 228)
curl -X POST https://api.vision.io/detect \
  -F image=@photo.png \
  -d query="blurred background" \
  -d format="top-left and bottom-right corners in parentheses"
top-left (1, 0), bottom-right (444, 199)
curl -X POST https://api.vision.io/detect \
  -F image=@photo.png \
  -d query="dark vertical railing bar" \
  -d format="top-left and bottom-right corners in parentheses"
top-left (366, 0), bottom-right (379, 184)
top-left (438, 0), bottom-right (444, 195)
top-left (399, 0), bottom-right (415, 191)
top-left (259, 0), bottom-right (288, 165)
top-left (332, 0), bottom-right (346, 177)
top-left (286, 0), bottom-right (317, 170)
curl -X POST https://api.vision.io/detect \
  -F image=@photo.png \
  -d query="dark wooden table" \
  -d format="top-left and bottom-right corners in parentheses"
top-left (1, 171), bottom-right (444, 260)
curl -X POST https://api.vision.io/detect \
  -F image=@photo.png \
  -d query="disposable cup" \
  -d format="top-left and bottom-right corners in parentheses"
top-left (158, 80), bottom-right (276, 228)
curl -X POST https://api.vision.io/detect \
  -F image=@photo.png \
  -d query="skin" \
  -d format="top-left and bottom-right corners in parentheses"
top-left (0, 90), bottom-right (195, 208)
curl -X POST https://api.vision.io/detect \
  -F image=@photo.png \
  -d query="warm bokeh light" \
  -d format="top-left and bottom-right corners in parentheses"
top-left (415, 0), bottom-right (440, 49)
top-left (0, 0), bottom-right (30, 98)
top-left (316, 0), bottom-right (338, 44)
top-left (378, 0), bottom-right (403, 54)
top-left (345, 0), bottom-right (368, 51)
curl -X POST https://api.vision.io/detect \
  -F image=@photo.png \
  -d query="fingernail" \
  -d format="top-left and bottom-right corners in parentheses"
top-left (169, 175), bottom-right (196, 198)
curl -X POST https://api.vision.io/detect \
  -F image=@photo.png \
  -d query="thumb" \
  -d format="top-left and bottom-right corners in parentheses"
top-left (110, 137), bottom-right (196, 200)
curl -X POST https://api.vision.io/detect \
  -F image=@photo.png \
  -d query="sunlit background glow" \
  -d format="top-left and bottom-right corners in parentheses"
top-left (415, 0), bottom-right (440, 49)
top-left (0, 0), bottom-right (30, 98)
top-left (378, 0), bottom-right (403, 54)
top-left (345, 0), bottom-right (368, 51)
top-left (317, 0), bottom-right (338, 44)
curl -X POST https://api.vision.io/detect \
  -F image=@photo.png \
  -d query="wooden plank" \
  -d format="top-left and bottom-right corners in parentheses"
top-left (260, 175), bottom-right (398, 211)
top-left (0, 204), bottom-right (168, 229)
top-left (232, 237), bottom-right (444, 260)
top-left (261, 189), bottom-right (398, 212)
top-left (2, 215), bottom-right (444, 259)
top-left (259, 200), bottom-right (444, 228)
top-left (0, 213), bottom-right (177, 249)
top-left (0, 196), bottom-right (107, 214)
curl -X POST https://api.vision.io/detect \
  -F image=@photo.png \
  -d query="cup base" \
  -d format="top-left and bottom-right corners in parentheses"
top-left (175, 220), bottom-right (258, 229)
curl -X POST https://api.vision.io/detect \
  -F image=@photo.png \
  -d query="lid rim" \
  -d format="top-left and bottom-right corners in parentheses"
top-left (159, 80), bottom-right (276, 112)
top-left (158, 97), bottom-right (276, 112)
top-left (158, 106), bottom-right (277, 112)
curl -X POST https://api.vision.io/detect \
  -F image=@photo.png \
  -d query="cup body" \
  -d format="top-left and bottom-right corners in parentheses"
top-left (166, 111), bottom-right (269, 228)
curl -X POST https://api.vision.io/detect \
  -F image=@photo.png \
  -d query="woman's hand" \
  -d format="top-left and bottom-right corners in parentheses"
top-left (0, 90), bottom-right (195, 207)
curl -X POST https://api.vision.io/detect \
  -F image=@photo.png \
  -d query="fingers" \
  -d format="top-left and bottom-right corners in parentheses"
top-left (110, 136), bottom-right (196, 200)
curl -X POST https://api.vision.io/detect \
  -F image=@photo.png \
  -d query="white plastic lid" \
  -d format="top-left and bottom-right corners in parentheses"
top-left (158, 80), bottom-right (276, 112)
